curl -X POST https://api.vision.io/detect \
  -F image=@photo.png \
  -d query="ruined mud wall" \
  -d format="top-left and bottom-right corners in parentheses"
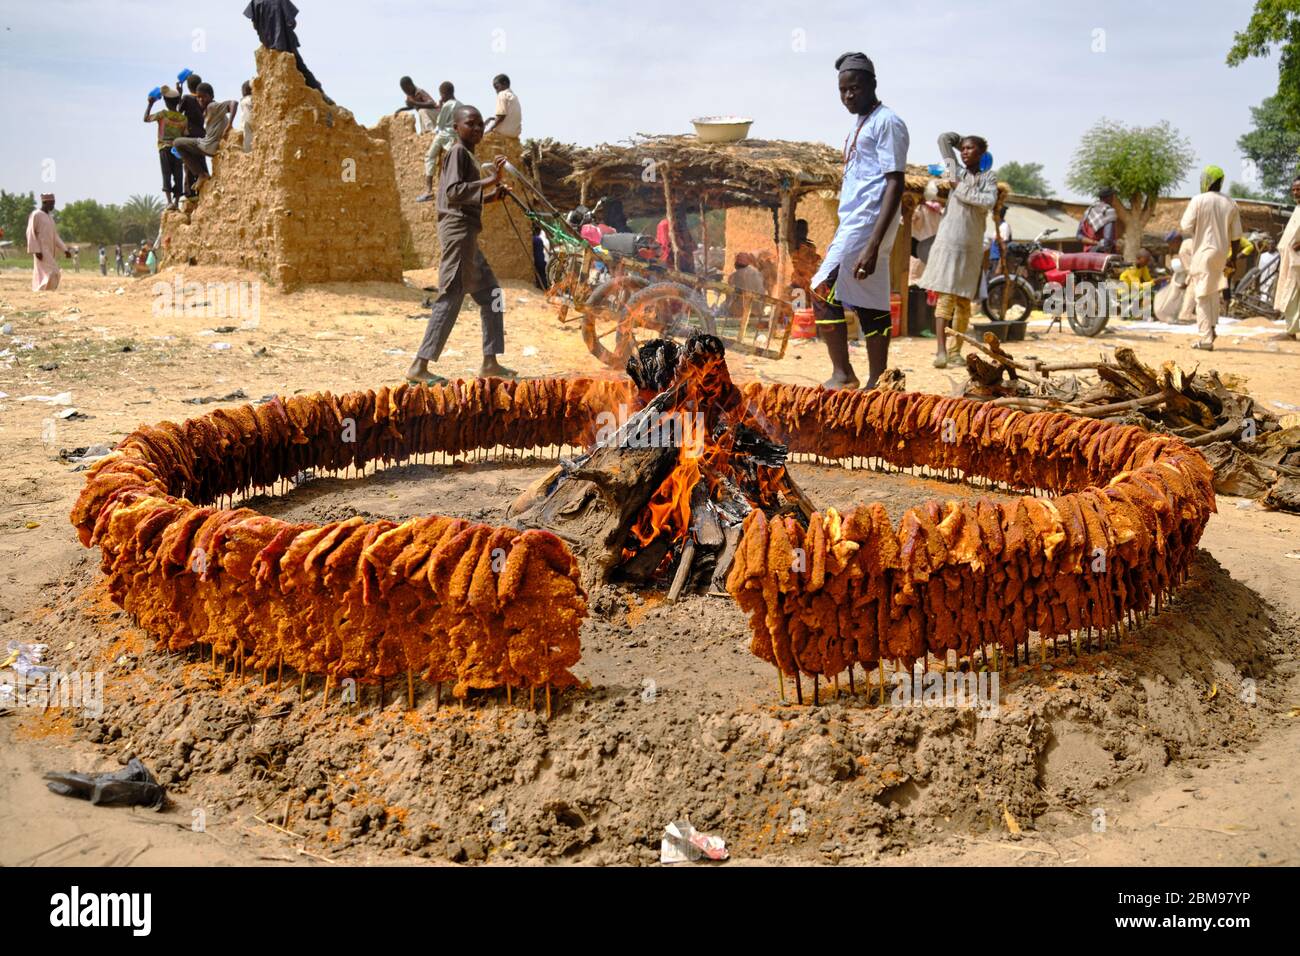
top-left (164, 48), bottom-right (402, 290)
top-left (722, 194), bottom-right (838, 272)
top-left (371, 112), bottom-right (440, 270)
top-left (371, 114), bottom-right (535, 281)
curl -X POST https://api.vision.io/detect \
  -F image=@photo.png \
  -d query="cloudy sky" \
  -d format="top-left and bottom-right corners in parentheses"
top-left (0, 0), bottom-right (1282, 206)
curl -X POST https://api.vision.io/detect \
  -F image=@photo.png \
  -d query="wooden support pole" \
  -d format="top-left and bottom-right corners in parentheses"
top-left (660, 163), bottom-right (681, 272)
top-left (895, 193), bottom-right (917, 336)
top-left (699, 194), bottom-right (708, 278)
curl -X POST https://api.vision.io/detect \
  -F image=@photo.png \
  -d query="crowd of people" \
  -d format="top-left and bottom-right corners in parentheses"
top-left (140, 0), bottom-right (320, 210)
top-left (25, 23), bottom-right (1300, 376)
top-left (144, 73), bottom-right (241, 208)
top-left (396, 73), bottom-right (522, 203)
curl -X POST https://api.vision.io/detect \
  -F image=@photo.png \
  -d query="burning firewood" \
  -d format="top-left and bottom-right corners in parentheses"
top-left (515, 333), bottom-right (810, 597)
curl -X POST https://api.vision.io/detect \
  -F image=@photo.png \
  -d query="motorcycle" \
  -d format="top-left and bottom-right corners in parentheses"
top-left (984, 228), bottom-right (1123, 337)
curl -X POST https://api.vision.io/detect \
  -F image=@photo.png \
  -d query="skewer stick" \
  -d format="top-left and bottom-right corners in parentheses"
top-left (276, 654), bottom-right (283, 690)
top-left (813, 674), bottom-right (819, 706)
top-left (530, 687), bottom-right (536, 710)
top-left (833, 673), bottom-right (840, 700)
top-left (777, 668), bottom-right (785, 702)
top-left (878, 660), bottom-right (886, 705)
top-left (322, 675), bottom-right (330, 709)
top-left (300, 673), bottom-right (307, 700)
top-left (546, 683), bottom-right (552, 720)
top-left (407, 670), bottom-right (414, 709)
top-left (794, 672), bottom-right (803, 705)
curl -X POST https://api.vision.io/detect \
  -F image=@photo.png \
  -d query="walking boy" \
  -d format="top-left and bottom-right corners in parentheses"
top-left (407, 105), bottom-right (515, 384)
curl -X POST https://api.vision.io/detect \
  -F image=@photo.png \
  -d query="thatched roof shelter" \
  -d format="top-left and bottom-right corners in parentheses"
top-left (567, 134), bottom-right (842, 210)
top-left (523, 134), bottom-right (938, 216)
top-left (1142, 196), bottom-right (1294, 245)
top-left (520, 132), bottom-right (1007, 332)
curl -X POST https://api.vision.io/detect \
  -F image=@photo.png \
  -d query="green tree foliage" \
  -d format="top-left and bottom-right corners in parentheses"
top-left (1237, 96), bottom-right (1300, 200)
top-left (119, 194), bottom-right (164, 243)
top-left (995, 161), bottom-right (1051, 197)
top-left (1227, 1), bottom-right (1300, 134)
top-left (57, 199), bottom-right (120, 245)
top-left (1067, 119), bottom-right (1196, 259)
top-left (0, 190), bottom-right (36, 245)
top-left (1228, 181), bottom-right (1275, 201)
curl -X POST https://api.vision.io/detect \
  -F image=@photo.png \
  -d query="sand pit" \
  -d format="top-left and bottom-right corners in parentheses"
top-left (3, 270), bottom-right (1299, 868)
top-left (36, 439), bottom-right (1297, 864)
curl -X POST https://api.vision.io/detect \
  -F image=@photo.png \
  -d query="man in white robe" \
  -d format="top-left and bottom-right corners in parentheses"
top-left (1171, 166), bottom-right (1242, 350)
top-left (26, 193), bottom-right (70, 292)
top-left (811, 51), bottom-right (909, 390)
top-left (1274, 175), bottom-right (1300, 339)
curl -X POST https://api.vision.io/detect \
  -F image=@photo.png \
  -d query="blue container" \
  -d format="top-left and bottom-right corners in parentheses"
top-left (170, 147), bottom-right (182, 159)
top-left (980, 152), bottom-right (994, 173)
top-left (177, 68), bottom-right (193, 86)
top-left (927, 163), bottom-right (945, 177)
top-left (149, 86), bottom-right (162, 100)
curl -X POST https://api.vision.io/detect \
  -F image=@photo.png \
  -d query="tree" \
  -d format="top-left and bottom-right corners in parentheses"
top-left (1227, 1), bottom-right (1300, 134)
top-left (995, 161), bottom-right (1051, 197)
top-left (119, 194), bottom-right (164, 244)
top-left (1237, 95), bottom-right (1300, 200)
top-left (1066, 119), bottom-right (1195, 260)
top-left (0, 190), bottom-right (35, 245)
top-left (1229, 181), bottom-right (1275, 201)
top-left (57, 199), bottom-right (119, 245)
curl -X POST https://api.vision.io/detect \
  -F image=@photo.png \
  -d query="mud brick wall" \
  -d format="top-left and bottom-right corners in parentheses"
top-left (164, 48), bottom-right (403, 290)
top-left (372, 113), bottom-right (535, 281)
top-left (371, 112), bottom-right (440, 270)
top-left (722, 194), bottom-right (838, 273)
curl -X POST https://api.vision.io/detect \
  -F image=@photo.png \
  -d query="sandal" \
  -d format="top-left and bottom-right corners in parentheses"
top-left (406, 373), bottom-right (448, 386)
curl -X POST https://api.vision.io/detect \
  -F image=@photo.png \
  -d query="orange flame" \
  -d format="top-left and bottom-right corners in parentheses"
top-left (628, 453), bottom-right (701, 549)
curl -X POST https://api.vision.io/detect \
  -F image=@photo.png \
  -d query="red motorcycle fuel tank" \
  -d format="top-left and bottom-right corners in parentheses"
top-left (1027, 249), bottom-right (1058, 272)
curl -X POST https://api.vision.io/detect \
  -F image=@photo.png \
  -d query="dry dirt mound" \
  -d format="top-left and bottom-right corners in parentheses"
top-left (15, 461), bottom-right (1295, 864)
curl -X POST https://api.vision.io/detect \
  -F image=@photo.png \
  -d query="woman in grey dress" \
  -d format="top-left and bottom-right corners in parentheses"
top-left (918, 133), bottom-right (998, 367)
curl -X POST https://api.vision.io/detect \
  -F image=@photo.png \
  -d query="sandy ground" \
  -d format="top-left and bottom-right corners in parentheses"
top-left (1, 265), bottom-right (1298, 867)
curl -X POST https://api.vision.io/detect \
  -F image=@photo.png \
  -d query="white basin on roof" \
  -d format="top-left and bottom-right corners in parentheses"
top-left (691, 116), bottom-right (753, 143)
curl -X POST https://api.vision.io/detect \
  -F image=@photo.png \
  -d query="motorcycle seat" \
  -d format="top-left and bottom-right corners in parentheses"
top-left (1055, 252), bottom-right (1115, 273)
top-left (599, 232), bottom-right (656, 258)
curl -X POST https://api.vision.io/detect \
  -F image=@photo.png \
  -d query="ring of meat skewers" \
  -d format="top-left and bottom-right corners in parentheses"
top-left (70, 377), bottom-right (635, 701)
top-left (726, 384), bottom-right (1217, 701)
top-left (69, 375), bottom-right (1214, 709)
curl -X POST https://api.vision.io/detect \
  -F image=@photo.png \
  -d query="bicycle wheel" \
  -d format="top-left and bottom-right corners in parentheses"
top-left (580, 274), bottom-right (651, 368)
top-left (1229, 266), bottom-right (1279, 319)
top-left (622, 282), bottom-right (716, 357)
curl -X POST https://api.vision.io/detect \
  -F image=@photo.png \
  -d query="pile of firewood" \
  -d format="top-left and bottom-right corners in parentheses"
top-left (957, 333), bottom-right (1300, 513)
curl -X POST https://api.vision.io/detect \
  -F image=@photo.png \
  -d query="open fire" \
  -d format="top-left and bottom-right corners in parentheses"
top-left (512, 333), bottom-right (811, 598)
